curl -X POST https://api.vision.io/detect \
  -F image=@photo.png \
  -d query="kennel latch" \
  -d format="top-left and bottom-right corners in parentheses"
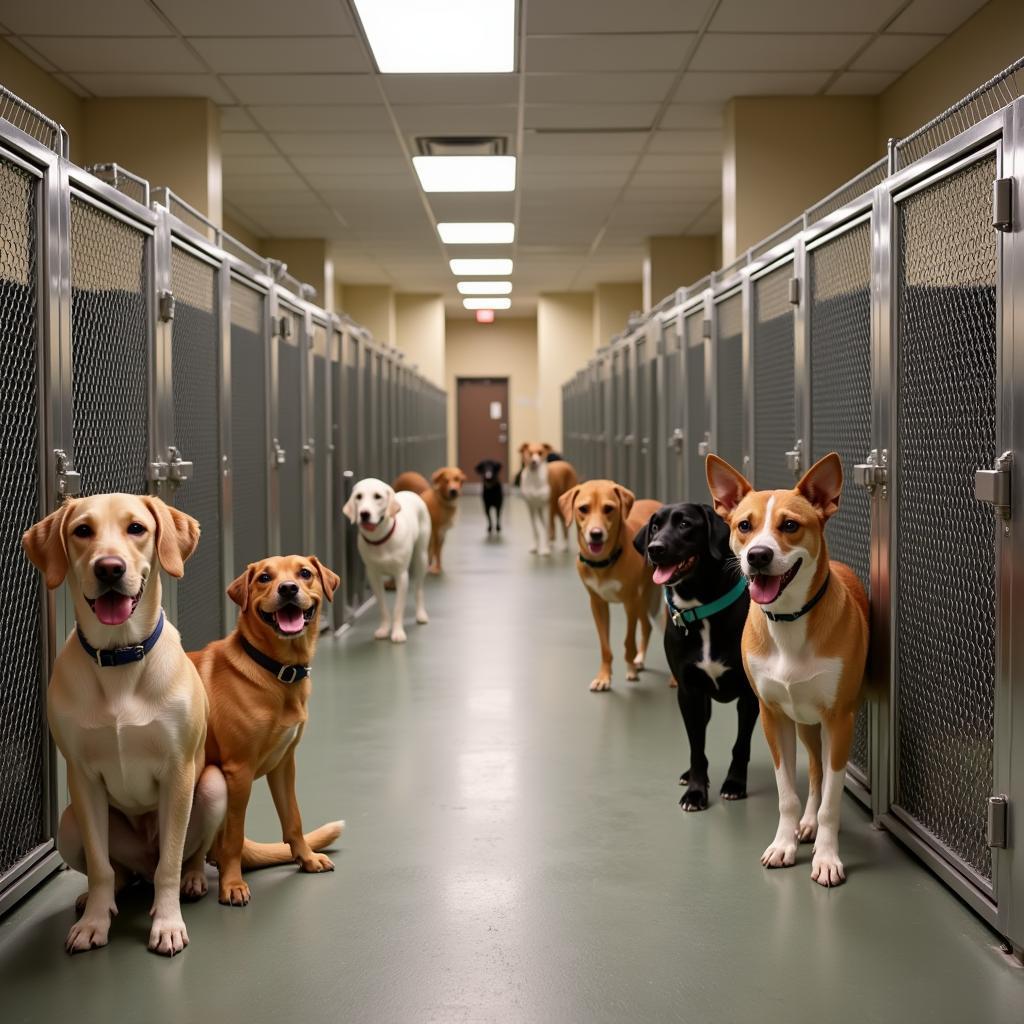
top-left (166, 446), bottom-right (193, 485)
top-left (272, 438), bottom-right (287, 466)
top-left (785, 438), bottom-right (803, 477)
top-left (158, 289), bottom-right (175, 323)
top-left (993, 177), bottom-right (1013, 232)
top-left (668, 427), bottom-right (684, 453)
top-left (54, 449), bottom-right (81, 499)
top-left (975, 451), bottom-right (1012, 519)
top-left (988, 795), bottom-right (1008, 849)
top-left (854, 449), bottom-right (888, 493)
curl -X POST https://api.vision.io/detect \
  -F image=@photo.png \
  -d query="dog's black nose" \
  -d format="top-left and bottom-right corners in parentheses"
top-left (588, 528), bottom-right (604, 540)
top-left (448, 489), bottom-right (458, 499)
top-left (359, 510), bottom-right (371, 522)
top-left (647, 540), bottom-right (665, 560)
top-left (747, 546), bottom-right (774, 570)
top-left (94, 557), bottom-right (126, 582)
top-left (278, 581), bottom-right (299, 599)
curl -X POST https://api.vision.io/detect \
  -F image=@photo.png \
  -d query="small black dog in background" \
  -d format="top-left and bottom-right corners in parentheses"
top-left (475, 459), bottom-right (504, 533)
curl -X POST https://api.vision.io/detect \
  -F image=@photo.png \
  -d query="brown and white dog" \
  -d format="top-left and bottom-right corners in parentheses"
top-left (394, 466), bottom-right (466, 574)
top-left (558, 480), bottom-right (662, 691)
top-left (707, 452), bottom-right (868, 886)
top-left (520, 443), bottom-right (578, 556)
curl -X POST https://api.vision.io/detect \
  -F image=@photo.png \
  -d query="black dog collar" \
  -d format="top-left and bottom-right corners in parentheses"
top-left (77, 611), bottom-right (165, 668)
top-left (579, 547), bottom-right (622, 570)
top-left (240, 635), bottom-right (310, 684)
top-left (762, 572), bottom-right (830, 623)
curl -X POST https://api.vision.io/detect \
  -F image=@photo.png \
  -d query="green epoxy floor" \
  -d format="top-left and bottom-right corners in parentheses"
top-left (1, 502), bottom-right (1022, 1022)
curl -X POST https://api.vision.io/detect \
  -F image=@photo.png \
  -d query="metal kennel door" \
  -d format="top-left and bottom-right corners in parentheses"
top-left (228, 277), bottom-right (270, 579)
top-left (887, 147), bottom-right (1002, 904)
top-left (166, 240), bottom-right (222, 650)
top-left (684, 306), bottom-right (708, 505)
top-left (713, 289), bottom-right (744, 472)
top-left (806, 216), bottom-right (874, 795)
top-left (310, 318), bottom-right (331, 574)
top-left (751, 260), bottom-right (797, 489)
top-left (274, 298), bottom-right (306, 554)
top-left (661, 318), bottom-right (685, 503)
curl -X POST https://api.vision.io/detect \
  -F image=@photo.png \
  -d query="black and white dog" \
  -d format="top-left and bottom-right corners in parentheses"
top-left (634, 503), bottom-right (758, 811)
top-left (475, 459), bottom-right (504, 534)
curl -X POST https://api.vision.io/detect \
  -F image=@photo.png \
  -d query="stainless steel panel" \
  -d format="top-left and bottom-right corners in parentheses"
top-left (714, 290), bottom-right (744, 471)
top-left (684, 309), bottom-right (707, 505)
top-left (276, 304), bottom-right (305, 554)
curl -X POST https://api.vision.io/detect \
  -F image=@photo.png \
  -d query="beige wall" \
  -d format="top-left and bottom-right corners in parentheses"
top-left (222, 213), bottom-right (262, 256)
top-left (594, 282), bottom-right (643, 349)
top-left (537, 292), bottom-right (594, 449)
top-left (445, 317), bottom-right (539, 466)
top-left (395, 294), bottom-right (445, 389)
top-left (341, 284), bottom-right (395, 345)
top-left (643, 235), bottom-right (716, 310)
top-left (258, 238), bottom-right (331, 304)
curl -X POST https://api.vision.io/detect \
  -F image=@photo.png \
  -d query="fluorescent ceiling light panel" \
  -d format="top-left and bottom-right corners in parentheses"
top-left (439, 222), bottom-right (515, 244)
top-left (457, 281), bottom-right (512, 295)
top-left (450, 258), bottom-right (513, 276)
top-left (464, 298), bottom-right (511, 310)
top-left (353, 0), bottom-right (515, 74)
top-left (414, 156), bottom-right (516, 193)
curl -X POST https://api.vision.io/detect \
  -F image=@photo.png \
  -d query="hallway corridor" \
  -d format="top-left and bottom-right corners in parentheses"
top-left (0, 503), bottom-right (1020, 1022)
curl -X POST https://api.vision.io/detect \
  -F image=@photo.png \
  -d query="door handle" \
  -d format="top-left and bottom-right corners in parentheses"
top-left (853, 448), bottom-right (888, 494)
top-left (975, 450), bottom-right (1012, 519)
top-left (272, 438), bottom-right (286, 466)
top-left (785, 438), bottom-right (804, 478)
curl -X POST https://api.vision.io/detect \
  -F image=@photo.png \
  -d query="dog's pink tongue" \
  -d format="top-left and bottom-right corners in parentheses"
top-left (652, 564), bottom-right (679, 586)
top-left (94, 591), bottom-right (133, 625)
top-left (276, 605), bottom-right (305, 634)
top-left (750, 574), bottom-right (783, 605)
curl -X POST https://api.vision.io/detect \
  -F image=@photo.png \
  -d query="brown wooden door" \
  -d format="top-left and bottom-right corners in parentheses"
top-left (457, 377), bottom-right (509, 483)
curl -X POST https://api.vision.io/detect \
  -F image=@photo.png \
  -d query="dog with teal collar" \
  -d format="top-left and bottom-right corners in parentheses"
top-left (634, 502), bottom-right (759, 811)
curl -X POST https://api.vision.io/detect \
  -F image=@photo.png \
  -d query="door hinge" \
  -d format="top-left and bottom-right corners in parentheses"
top-left (54, 449), bottom-right (81, 499)
top-left (302, 438), bottom-right (315, 463)
top-left (975, 450), bottom-right (1012, 519)
top-left (158, 289), bottom-right (175, 323)
top-left (697, 431), bottom-right (712, 458)
top-left (276, 315), bottom-right (292, 340)
top-left (788, 278), bottom-right (800, 305)
top-left (854, 448), bottom-right (889, 494)
top-left (987, 795), bottom-right (1008, 849)
top-left (785, 438), bottom-right (804, 477)
top-left (272, 438), bottom-right (287, 466)
top-left (993, 177), bottom-right (1013, 232)
top-left (701, 318), bottom-right (712, 340)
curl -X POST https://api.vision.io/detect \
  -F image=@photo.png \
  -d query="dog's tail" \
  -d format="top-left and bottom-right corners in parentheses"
top-left (239, 820), bottom-right (344, 871)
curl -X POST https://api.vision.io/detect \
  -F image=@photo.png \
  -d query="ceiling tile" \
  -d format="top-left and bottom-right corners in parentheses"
top-left (526, 33), bottom-right (694, 72)
top-left (52, 72), bottom-right (91, 97)
top-left (23, 36), bottom-right (205, 73)
top-left (304, 174), bottom-right (413, 191)
top-left (392, 104), bottom-right (518, 134)
top-left (527, 72), bottom-right (676, 104)
top-left (427, 193), bottom-right (517, 220)
top-left (852, 33), bottom-right (944, 72)
top-left (190, 36), bottom-right (368, 73)
top-left (272, 132), bottom-right (402, 156)
top-left (155, 0), bottom-right (354, 36)
top-left (524, 131), bottom-right (648, 156)
top-left (2, 35), bottom-right (58, 70)
top-left (249, 105), bottom-right (388, 131)
top-left (381, 74), bottom-right (518, 105)
top-left (623, 184), bottom-right (719, 205)
top-left (525, 104), bottom-right (658, 130)
top-left (223, 154), bottom-right (295, 176)
top-left (686, 200), bottom-right (722, 235)
top-left (223, 73), bottom-right (378, 105)
top-left (630, 170), bottom-right (719, 189)
top-left (223, 174), bottom-right (312, 193)
top-left (71, 72), bottom-right (234, 103)
top-left (826, 70), bottom-right (900, 95)
top-left (659, 103), bottom-right (725, 129)
top-left (691, 32), bottom-right (870, 71)
top-left (638, 152), bottom-right (719, 173)
top-left (221, 132), bottom-right (279, 156)
top-left (675, 70), bottom-right (830, 102)
top-left (527, 0), bottom-right (706, 33)
top-left (526, 154), bottom-right (638, 174)
top-left (219, 106), bottom-right (260, 131)
top-left (0, 0), bottom-right (171, 35)
top-left (290, 155), bottom-right (409, 176)
top-left (711, 0), bottom-right (905, 33)
top-left (648, 130), bottom-right (721, 154)
top-left (523, 171), bottom-right (630, 191)
top-left (889, 0), bottom-right (988, 33)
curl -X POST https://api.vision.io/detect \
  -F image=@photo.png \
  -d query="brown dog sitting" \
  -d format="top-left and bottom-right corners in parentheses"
top-left (558, 480), bottom-right (662, 691)
top-left (188, 555), bottom-right (343, 906)
top-left (394, 466), bottom-right (466, 574)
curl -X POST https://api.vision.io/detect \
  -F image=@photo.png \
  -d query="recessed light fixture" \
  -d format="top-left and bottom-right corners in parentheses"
top-left (450, 258), bottom-right (513, 276)
top-left (464, 297), bottom-right (511, 310)
top-left (353, 0), bottom-right (515, 74)
top-left (439, 222), bottom-right (515, 245)
top-left (414, 156), bottom-right (516, 193)
top-left (457, 281), bottom-right (512, 295)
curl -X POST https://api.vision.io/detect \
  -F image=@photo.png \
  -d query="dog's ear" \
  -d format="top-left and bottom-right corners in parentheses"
top-left (475, 461), bottom-right (486, 475)
top-left (557, 485), bottom-right (581, 527)
top-left (706, 454), bottom-right (751, 520)
top-left (308, 556), bottom-right (340, 603)
top-left (22, 500), bottom-right (75, 589)
top-left (142, 496), bottom-right (199, 578)
top-left (701, 504), bottom-right (733, 562)
top-left (613, 485), bottom-right (636, 520)
top-left (632, 514), bottom-right (654, 557)
top-left (494, 461), bottom-right (502, 473)
top-left (456, 468), bottom-right (467, 482)
top-left (431, 467), bottom-right (446, 487)
top-left (541, 442), bottom-right (552, 455)
top-left (342, 491), bottom-right (358, 523)
top-left (227, 565), bottom-right (255, 611)
top-left (797, 452), bottom-right (843, 521)
top-left (386, 485), bottom-right (401, 517)
top-left (518, 442), bottom-right (529, 457)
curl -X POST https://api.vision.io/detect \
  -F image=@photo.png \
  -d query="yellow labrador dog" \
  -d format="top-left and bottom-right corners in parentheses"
top-left (23, 494), bottom-right (226, 956)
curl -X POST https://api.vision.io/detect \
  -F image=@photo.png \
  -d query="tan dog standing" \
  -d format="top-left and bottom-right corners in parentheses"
top-left (558, 480), bottom-right (662, 691)
top-left (707, 453), bottom-right (868, 886)
top-left (520, 443), bottom-right (578, 556)
top-left (188, 555), bottom-right (343, 906)
top-left (394, 466), bottom-right (465, 574)
top-left (23, 494), bottom-right (225, 956)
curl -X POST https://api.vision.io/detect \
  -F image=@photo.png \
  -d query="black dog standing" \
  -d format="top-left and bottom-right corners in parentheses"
top-left (634, 503), bottom-right (758, 811)
top-left (475, 460), bottom-right (504, 534)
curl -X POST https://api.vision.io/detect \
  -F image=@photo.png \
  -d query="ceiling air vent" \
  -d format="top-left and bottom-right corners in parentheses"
top-left (415, 136), bottom-right (508, 157)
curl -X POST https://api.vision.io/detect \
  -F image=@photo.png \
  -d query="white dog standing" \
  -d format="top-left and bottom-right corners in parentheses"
top-left (343, 478), bottom-right (431, 643)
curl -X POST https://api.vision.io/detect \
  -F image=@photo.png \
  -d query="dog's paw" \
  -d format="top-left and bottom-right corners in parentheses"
top-left (761, 839), bottom-right (798, 869)
top-left (427, 565), bottom-right (442, 576)
top-left (528, 544), bottom-right (538, 554)
top-left (373, 625), bottom-right (390, 640)
top-left (811, 847), bottom-right (845, 887)
top-left (680, 783), bottom-right (709, 812)
top-left (539, 548), bottom-right (551, 557)
top-left (180, 869), bottom-right (208, 901)
top-left (496, 524), bottom-right (501, 532)
top-left (797, 817), bottom-right (818, 842)
top-left (148, 912), bottom-right (189, 957)
top-left (416, 610), bottom-right (429, 624)
top-left (632, 651), bottom-right (645, 669)
top-left (589, 676), bottom-right (612, 692)
top-left (390, 628), bottom-right (407, 643)
top-left (625, 665), bottom-right (640, 682)
top-left (65, 901), bottom-right (115, 954)
top-left (218, 879), bottom-right (251, 907)
top-left (678, 770), bottom-right (690, 786)
top-left (299, 852), bottom-right (335, 873)
top-left (720, 777), bottom-right (748, 801)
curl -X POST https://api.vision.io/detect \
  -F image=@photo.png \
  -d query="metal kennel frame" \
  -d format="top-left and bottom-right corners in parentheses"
top-left (562, 68), bottom-right (1024, 951)
top-left (0, 98), bottom-right (447, 916)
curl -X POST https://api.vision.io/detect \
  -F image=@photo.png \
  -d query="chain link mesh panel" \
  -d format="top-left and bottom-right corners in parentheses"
top-left (809, 220), bottom-right (873, 782)
top-left (277, 307), bottom-right (305, 554)
top-left (230, 280), bottom-right (268, 577)
top-left (312, 323), bottom-right (330, 565)
top-left (169, 245), bottom-right (221, 649)
top-left (714, 291), bottom-right (744, 470)
top-left (0, 155), bottom-right (46, 876)
top-left (70, 196), bottom-right (150, 495)
top-left (685, 311), bottom-right (706, 505)
top-left (895, 154), bottom-right (998, 884)
top-left (752, 264), bottom-right (795, 490)
top-left (663, 334), bottom-right (683, 502)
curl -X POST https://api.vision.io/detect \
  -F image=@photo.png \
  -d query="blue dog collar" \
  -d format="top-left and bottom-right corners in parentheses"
top-left (77, 611), bottom-right (165, 668)
top-left (664, 576), bottom-right (748, 634)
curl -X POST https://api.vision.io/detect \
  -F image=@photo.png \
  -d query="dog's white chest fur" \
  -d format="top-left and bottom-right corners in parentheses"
top-left (520, 464), bottom-right (550, 506)
top-left (584, 573), bottom-right (621, 602)
top-left (669, 592), bottom-right (728, 686)
top-left (747, 629), bottom-right (842, 725)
